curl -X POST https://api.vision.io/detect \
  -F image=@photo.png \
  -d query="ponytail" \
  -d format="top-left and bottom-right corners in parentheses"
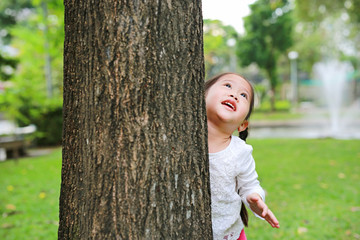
top-left (239, 127), bottom-right (249, 227)
top-left (240, 202), bottom-right (249, 227)
top-left (239, 128), bottom-right (249, 142)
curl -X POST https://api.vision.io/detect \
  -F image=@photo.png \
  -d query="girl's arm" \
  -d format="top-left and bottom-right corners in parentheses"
top-left (236, 144), bottom-right (279, 228)
top-left (236, 150), bottom-right (266, 208)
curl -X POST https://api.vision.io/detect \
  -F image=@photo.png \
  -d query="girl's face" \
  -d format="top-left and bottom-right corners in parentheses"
top-left (205, 74), bottom-right (252, 132)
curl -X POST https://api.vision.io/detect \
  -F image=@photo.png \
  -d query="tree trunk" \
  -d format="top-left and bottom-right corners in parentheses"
top-left (266, 68), bottom-right (277, 112)
top-left (59, 0), bottom-right (212, 239)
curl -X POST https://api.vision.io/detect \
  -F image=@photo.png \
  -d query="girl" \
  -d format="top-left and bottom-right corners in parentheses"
top-left (205, 73), bottom-right (279, 240)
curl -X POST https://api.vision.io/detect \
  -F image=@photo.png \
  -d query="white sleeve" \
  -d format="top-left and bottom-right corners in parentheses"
top-left (236, 150), bottom-right (266, 219)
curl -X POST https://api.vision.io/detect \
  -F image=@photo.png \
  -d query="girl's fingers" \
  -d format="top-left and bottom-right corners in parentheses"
top-left (265, 209), bottom-right (280, 228)
top-left (261, 205), bottom-right (268, 218)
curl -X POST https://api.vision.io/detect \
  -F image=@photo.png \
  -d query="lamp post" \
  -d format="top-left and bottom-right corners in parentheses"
top-left (227, 38), bottom-right (237, 72)
top-left (288, 51), bottom-right (298, 106)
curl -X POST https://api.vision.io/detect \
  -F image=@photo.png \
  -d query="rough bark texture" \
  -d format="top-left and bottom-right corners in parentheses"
top-left (58, 0), bottom-right (212, 239)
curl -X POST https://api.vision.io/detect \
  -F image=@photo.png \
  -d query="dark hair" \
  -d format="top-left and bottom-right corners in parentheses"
top-left (240, 202), bottom-right (249, 227)
top-left (205, 72), bottom-right (255, 227)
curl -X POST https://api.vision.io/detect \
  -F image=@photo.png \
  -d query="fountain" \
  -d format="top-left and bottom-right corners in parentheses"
top-left (312, 60), bottom-right (359, 139)
top-left (250, 60), bottom-right (360, 139)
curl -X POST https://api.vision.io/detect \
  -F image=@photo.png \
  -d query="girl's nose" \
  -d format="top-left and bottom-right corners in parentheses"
top-left (230, 94), bottom-right (238, 101)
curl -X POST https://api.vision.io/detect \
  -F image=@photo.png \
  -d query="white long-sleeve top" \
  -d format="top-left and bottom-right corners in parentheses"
top-left (209, 136), bottom-right (265, 240)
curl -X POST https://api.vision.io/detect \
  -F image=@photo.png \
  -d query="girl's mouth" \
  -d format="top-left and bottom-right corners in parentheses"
top-left (221, 100), bottom-right (236, 111)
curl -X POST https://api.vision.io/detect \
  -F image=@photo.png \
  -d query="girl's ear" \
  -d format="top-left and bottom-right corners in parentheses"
top-left (238, 120), bottom-right (249, 132)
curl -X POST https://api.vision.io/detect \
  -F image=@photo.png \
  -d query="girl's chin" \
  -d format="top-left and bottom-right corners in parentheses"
top-left (217, 114), bottom-right (240, 123)
top-left (214, 117), bottom-right (239, 129)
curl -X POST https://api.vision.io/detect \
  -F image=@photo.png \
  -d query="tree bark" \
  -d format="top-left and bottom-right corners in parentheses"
top-left (59, 0), bottom-right (212, 239)
top-left (266, 67), bottom-right (277, 112)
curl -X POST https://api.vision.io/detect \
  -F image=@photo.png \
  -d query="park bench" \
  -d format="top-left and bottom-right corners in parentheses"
top-left (0, 135), bottom-right (27, 160)
top-left (0, 121), bottom-right (36, 161)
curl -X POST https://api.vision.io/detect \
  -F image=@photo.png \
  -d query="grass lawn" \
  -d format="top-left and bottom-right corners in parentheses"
top-left (246, 139), bottom-right (360, 240)
top-left (0, 139), bottom-right (359, 239)
top-left (0, 149), bottom-right (62, 240)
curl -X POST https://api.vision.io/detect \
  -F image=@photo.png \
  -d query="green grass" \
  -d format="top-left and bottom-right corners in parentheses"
top-left (0, 149), bottom-right (62, 240)
top-left (246, 139), bottom-right (360, 240)
top-left (0, 139), bottom-right (359, 239)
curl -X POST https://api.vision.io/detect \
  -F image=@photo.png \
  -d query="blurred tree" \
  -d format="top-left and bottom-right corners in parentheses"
top-left (289, 25), bottom-right (324, 75)
top-left (237, 0), bottom-right (294, 111)
top-left (203, 19), bottom-right (238, 78)
top-left (0, 0), bottom-right (32, 81)
top-left (0, 53), bottom-right (17, 81)
top-left (295, 0), bottom-right (360, 24)
top-left (294, 0), bottom-right (360, 99)
top-left (0, 0), bottom-right (34, 44)
top-left (0, 0), bottom-right (64, 145)
top-left (294, 0), bottom-right (360, 56)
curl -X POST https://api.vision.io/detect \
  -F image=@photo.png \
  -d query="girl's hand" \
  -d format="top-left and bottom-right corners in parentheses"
top-left (246, 193), bottom-right (280, 228)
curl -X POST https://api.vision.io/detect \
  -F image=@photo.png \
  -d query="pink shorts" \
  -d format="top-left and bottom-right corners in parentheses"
top-left (237, 229), bottom-right (247, 240)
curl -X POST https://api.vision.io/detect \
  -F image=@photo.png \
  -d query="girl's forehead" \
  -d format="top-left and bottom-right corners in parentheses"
top-left (218, 74), bottom-right (251, 88)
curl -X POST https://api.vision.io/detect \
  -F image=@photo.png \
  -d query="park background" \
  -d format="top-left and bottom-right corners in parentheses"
top-left (0, 0), bottom-right (359, 239)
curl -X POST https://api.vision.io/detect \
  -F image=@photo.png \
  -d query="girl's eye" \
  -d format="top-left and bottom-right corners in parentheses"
top-left (240, 93), bottom-right (248, 99)
top-left (225, 84), bottom-right (231, 88)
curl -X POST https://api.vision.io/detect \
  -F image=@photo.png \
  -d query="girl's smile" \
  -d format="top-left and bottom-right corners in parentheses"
top-left (222, 99), bottom-right (237, 111)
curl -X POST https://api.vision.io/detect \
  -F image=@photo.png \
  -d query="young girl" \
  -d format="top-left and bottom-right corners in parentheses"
top-left (205, 73), bottom-right (279, 240)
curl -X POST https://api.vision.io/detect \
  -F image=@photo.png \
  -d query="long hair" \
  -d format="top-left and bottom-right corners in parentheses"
top-left (239, 129), bottom-right (250, 227)
top-left (205, 72), bottom-right (255, 227)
